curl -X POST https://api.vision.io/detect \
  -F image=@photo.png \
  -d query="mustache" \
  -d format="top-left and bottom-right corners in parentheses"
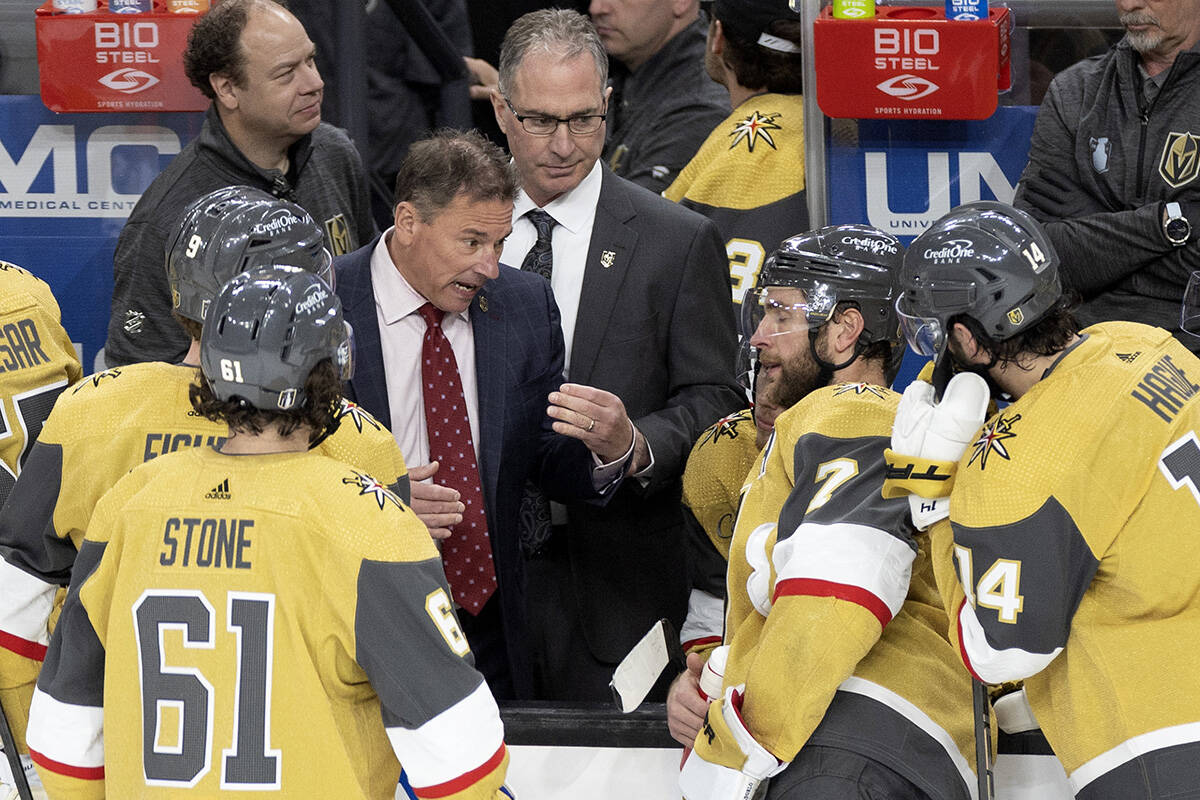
top-left (1119, 11), bottom-right (1160, 27)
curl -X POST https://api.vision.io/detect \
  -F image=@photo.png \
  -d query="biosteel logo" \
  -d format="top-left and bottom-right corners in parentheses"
top-left (98, 68), bottom-right (160, 94)
top-left (876, 74), bottom-right (940, 101)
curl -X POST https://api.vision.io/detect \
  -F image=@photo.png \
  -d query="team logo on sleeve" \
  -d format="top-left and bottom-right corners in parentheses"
top-left (697, 409), bottom-right (752, 448)
top-left (336, 399), bottom-right (382, 433)
top-left (729, 110), bottom-right (782, 153)
top-left (967, 413), bottom-right (1022, 470)
top-left (342, 471), bottom-right (403, 510)
top-left (1159, 131), bottom-right (1200, 188)
top-left (73, 368), bottom-right (122, 393)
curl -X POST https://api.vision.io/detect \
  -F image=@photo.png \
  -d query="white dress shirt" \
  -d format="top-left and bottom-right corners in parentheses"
top-left (369, 230), bottom-right (480, 464)
top-left (501, 160), bottom-right (603, 380)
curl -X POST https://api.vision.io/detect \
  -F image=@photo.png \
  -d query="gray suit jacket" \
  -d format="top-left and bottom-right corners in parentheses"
top-left (555, 166), bottom-right (742, 662)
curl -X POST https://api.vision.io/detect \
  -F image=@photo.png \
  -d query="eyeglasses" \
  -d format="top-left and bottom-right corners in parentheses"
top-left (504, 98), bottom-right (606, 136)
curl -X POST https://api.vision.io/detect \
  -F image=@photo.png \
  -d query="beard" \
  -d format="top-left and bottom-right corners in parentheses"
top-left (1121, 12), bottom-right (1166, 53)
top-left (763, 343), bottom-right (825, 410)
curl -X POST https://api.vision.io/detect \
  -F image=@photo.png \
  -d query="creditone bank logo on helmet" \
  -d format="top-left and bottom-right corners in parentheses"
top-left (840, 235), bottom-right (900, 256)
top-left (251, 210), bottom-right (303, 237)
top-left (295, 286), bottom-right (330, 316)
top-left (922, 238), bottom-right (976, 262)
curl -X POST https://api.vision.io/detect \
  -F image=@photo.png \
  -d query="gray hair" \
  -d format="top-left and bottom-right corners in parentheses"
top-left (497, 8), bottom-right (609, 98)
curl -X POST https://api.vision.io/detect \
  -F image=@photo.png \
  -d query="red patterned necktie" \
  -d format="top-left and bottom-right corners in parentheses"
top-left (418, 302), bottom-right (496, 614)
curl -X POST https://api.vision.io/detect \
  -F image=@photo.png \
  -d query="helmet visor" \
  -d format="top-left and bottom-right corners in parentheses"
top-left (335, 321), bottom-right (355, 382)
top-left (741, 285), bottom-right (820, 342)
top-left (314, 247), bottom-right (334, 291)
top-left (896, 296), bottom-right (945, 357)
top-left (1184, 270), bottom-right (1200, 338)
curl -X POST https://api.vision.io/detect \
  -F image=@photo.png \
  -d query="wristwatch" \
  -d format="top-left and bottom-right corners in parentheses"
top-left (1164, 201), bottom-right (1191, 246)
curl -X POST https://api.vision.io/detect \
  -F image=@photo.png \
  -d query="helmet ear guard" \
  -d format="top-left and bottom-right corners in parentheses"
top-left (200, 265), bottom-right (350, 413)
top-left (899, 201), bottom-right (1061, 359)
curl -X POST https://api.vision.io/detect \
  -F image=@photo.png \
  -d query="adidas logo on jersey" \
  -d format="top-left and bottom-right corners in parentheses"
top-left (205, 478), bottom-right (231, 500)
top-left (1116, 351), bottom-right (1142, 363)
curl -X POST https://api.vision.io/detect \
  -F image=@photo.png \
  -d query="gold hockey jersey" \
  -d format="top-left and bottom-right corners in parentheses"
top-left (663, 93), bottom-right (808, 306)
top-left (720, 383), bottom-right (976, 800)
top-left (0, 261), bottom-right (81, 506)
top-left (938, 322), bottom-right (1200, 794)
top-left (0, 363), bottom-right (407, 753)
top-left (27, 447), bottom-right (507, 799)
top-left (680, 408), bottom-right (761, 654)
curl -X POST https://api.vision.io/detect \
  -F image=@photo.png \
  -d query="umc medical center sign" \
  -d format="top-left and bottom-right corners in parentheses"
top-left (0, 95), bottom-right (202, 367)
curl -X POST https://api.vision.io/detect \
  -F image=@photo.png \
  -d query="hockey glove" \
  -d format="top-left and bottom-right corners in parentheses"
top-left (680, 686), bottom-right (785, 800)
top-left (884, 374), bottom-right (989, 530)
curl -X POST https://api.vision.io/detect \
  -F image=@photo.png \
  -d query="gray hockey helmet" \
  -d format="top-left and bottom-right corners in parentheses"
top-left (167, 186), bottom-right (332, 324)
top-left (200, 265), bottom-right (353, 412)
top-left (897, 201), bottom-right (1060, 358)
top-left (741, 223), bottom-right (904, 347)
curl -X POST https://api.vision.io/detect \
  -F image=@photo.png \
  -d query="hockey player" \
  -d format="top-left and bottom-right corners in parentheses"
top-left (0, 262), bottom-right (81, 507)
top-left (678, 226), bottom-right (979, 800)
top-left (0, 261), bottom-right (80, 796)
top-left (26, 266), bottom-right (512, 798)
top-left (0, 188), bottom-right (407, 768)
top-left (886, 201), bottom-right (1200, 797)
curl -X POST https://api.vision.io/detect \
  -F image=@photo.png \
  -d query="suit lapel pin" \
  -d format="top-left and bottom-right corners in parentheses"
top-left (478, 294), bottom-right (489, 312)
top-left (600, 250), bottom-right (616, 269)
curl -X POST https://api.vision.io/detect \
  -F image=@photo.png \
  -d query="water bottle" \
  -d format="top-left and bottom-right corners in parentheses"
top-left (52, 0), bottom-right (98, 12)
top-left (946, 0), bottom-right (988, 20)
top-left (832, 0), bottom-right (875, 19)
top-left (167, 0), bottom-right (210, 12)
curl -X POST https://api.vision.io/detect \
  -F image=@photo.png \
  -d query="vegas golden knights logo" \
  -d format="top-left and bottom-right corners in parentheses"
top-left (324, 214), bottom-right (352, 256)
top-left (1158, 131), bottom-right (1200, 188)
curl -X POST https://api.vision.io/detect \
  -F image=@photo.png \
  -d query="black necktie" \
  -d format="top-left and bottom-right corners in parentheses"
top-left (520, 209), bottom-right (557, 282)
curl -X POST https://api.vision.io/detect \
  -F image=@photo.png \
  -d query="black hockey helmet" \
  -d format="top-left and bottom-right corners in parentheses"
top-left (897, 201), bottom-right (1060, 359)
top-left (167, 186), bottom-right (332, 324)
top-left (741, 223), bottom-right (904, 348)
top-left (200, 265), bottom-right (352, 412)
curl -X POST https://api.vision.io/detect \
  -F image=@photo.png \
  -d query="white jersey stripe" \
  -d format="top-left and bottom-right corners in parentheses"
top-left (839, 677), bottom-right (977, 800)
top-left (680, 588), bottom-right (724, 650)
top-left (0, 557), bottom-right (56, 654)
top-left (26, 687), bottom-right (104, 770)
top-left (386, 680), bottom-right (504, 790)
top-left (957, 600), bottom-right (1060, 684)
top-left (1069, 721), bottom-right (1200, 792)
top-left (772, 521), bottom-right (914, 620)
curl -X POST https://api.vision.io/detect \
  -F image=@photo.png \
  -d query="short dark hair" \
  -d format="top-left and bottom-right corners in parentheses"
top-left (392, 129), bottom-right (517, 218)
top-left (719, 18), bottom-right (804, 93)
top-left (189, 357), bottom-right (342, 444)
top-left (184, 0), bottom-right (289, 100)
top-left (953, 294), bottom-right (1080, 368)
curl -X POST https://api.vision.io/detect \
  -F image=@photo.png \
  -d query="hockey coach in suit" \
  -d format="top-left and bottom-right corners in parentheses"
top-left (493, 9), bottom-right (743, 700)
top-left (333, 131), bottom-right (638, 700)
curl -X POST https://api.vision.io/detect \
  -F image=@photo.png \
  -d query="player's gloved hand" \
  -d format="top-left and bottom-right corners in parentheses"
top-left (744, 524), bottom-right (774, 617)
top-left (884, 374), bottom-right (989, 529)
top-left (679, 685), bottom-right (785, 800)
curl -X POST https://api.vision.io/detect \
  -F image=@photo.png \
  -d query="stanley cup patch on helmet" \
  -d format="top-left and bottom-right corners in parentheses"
top-left (1159, 131), bottom-right (1200, 188)
top-left (324, 214), bottom-right (352, 256)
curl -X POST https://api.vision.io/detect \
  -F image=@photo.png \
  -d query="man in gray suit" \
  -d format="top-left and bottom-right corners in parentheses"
top-left (491, 8), bottom-right (743, 701)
